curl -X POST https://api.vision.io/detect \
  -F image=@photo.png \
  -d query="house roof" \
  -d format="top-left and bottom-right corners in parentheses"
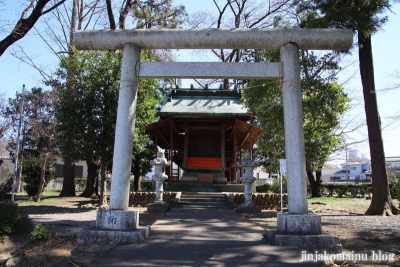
top-left (386, 156), bottom-right (400, 162)
top-left (340, 160), bottom-right (370, 166)
top-left (158, 89), bottom-right (249, 118)
top-left (323, 164), bottom-right (341, 169)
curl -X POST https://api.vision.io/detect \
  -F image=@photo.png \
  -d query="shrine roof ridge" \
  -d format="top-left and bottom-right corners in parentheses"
top-left (167, 88), bottom-right (242, 98)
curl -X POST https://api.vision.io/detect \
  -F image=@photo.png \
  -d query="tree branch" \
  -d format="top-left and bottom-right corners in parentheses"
top-left (0, 0), bottom-right (66, 57)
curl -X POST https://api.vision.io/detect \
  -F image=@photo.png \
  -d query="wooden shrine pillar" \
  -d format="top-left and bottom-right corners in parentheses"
top-left (234, 126), bottom-right (237, 183)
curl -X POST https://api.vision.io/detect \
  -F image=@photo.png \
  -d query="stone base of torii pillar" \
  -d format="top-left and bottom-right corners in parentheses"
top-left (265, 214), bottom-right (342, 253)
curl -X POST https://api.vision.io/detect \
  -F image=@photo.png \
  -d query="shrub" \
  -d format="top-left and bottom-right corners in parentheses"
top-left (29, 224), bottom-right (53, 242)
top-left (75, 177), bottom-right (86, 191)
top-left (141, 180), bottom-right (153, 191)
top-left (256, 183), bottom-right (272, 193)
top-left (22, 157), bottom-right (54, 197)
top-left (130, 179), bottom-right (153, 191)
top-left (389, 179), bottom-right (400, 199)
top-left (0, 200), bottom-right (32, 241)
top-left (271, 175), bottom-right (287, 193)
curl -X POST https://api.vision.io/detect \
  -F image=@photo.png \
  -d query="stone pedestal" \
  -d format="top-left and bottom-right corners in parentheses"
top-left (265, 229), bottom-right (342, 253)
top-left (76, 210), bottom-right (150, 251)
top-left (277, 213), bottom-right (321, 235)
top-left (265, 213), bottom-right (341, 253)
top-left (96, 210), bottom-right (139, 230)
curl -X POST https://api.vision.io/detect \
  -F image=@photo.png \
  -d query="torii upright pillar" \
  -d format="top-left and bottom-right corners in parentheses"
top-left (265, 42), bottom-right (341, 252)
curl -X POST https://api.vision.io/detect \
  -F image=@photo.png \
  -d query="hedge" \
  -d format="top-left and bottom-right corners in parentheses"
top-left (321, 183), bottom-right (372, 198)
top-left (238, 180), bottom-right (399, 199)
top-left (256, 183), bottom-right (272, 193)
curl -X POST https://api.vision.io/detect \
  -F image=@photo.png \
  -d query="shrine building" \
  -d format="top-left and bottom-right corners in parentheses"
top-left (145, 87), bottom-right (264, 186)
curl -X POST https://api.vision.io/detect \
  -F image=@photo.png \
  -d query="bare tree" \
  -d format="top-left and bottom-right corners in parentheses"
top-left (0, 94), bottom-right (10, 139)
top-left (31, 112), bottom-right (57, 202)
top-left (0, 0), bottom-right (67, 57)
top-left (187, 0), bottom-right (292, 89)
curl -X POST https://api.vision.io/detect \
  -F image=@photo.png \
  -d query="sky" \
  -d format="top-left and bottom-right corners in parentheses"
top-left (0, 1), bottom-right (399, 164)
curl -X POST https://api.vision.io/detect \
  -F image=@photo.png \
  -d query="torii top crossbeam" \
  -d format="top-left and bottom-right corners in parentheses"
top-left (74, 28), bottom-right (353, 51)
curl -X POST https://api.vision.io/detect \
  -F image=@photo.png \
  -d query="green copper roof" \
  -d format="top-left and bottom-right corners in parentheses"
top-left (158, 90), bottom-right (248, 116)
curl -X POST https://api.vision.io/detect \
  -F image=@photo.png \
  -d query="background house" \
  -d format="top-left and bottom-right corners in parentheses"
top-left (386, 156), bottom-right (400, 171)
top-left (321, 164), bottom-right (342, 182)
top-left (333, 150), bottom-right (372, 182)
top-left (53, 157), bottom-right (88, 178)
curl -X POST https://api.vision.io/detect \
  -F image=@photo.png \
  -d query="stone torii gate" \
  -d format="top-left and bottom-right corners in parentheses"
top-left (75, 28), bottom-right (352, 248)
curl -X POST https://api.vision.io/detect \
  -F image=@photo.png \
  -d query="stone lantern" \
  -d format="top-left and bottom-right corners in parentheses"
top-left (147, 149), bottom-right (171, 212)
top-left (236, 151), bottom-right (261, 213)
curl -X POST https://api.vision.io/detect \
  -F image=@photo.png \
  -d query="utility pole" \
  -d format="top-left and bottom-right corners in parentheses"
top-left (345, 148), bottom-right (349, 183)
top-left (11, 85), bottom-right (25, 202)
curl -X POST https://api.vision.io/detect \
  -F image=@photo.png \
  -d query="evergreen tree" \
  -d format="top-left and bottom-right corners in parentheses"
top-left (298, 0), bottom-right (398, 214)
top-left (243, 50), bottom-right (349, 197)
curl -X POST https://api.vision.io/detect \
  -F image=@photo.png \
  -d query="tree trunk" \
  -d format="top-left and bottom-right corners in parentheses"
top-left (307, 171), bottom-right (321, 198)
top-left (16, 165), bottom-right (22, 193)
top-left (59, 157), bottom-right (76, 197)
top-left (98, 158), bottom-right (108, 206)
top-left (68, 0), bottom-right (78, 55)
top-left (133, 173), bottom-right (141, 192)
top-left (359, 34), bottom-right (397, 215)
top-left (35, 154), bottom-right (49, 202)
top-left (79, 160), bottom-right (99, 198)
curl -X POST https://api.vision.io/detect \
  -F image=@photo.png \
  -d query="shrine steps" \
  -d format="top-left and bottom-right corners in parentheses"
top-left (179, 192), bottom-right (228, 209)
top-left (164, 182), bottom-right (246, 193)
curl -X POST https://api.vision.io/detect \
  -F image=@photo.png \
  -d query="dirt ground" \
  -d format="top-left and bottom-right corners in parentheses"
top-left (243, 199), bottom-right (400, 267)
top-left (0, 196), bottom-right (164, 267)
top-left (1, 196), bottom-right (399, 267)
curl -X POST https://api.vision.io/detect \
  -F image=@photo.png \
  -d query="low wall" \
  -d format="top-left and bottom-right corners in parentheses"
top-left (229, 193), bottom-right (288, 210)
top-left (128, 192), bottom-right (176, 207)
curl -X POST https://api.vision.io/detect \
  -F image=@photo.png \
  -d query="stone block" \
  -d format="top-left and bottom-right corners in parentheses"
top-left (96, 210), bottom-right (139, 230)
top-left (265, 229), bottom-right (342, 253)
top-left (214, 176), bottom-right (228, 183)
top-left (197, 174), bottom-right (214, 183)
top-left (76, 226), bottom-right (150, 247)
top-left (147, 202), bottom-right (170, 212)
top-left (172, 192), bottom-right (181, 208)
top-left (226, 194), bottom-right (234, 209)
top-left (236, 203), bottom-right (261, 213)
top-left (277, 213), bottom-right (321, 235)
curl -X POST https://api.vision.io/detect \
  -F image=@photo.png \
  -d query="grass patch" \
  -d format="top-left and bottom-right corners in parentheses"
top-left (308, 196), bottom-right (371, 211)
top-left (13, 189), bottom-right (78, 206)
